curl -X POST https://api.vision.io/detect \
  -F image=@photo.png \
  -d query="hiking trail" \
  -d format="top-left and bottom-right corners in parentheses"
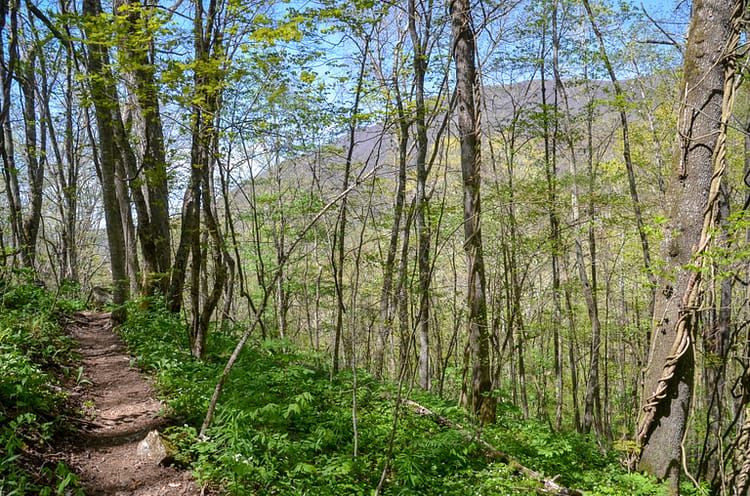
top-left (62, 311), bottom-right (201, 496)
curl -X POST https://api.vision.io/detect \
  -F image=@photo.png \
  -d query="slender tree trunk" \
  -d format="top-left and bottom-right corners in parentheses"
top-left (17, 46), bottom-right (44, 269)
top-left (168, 0), bottom-right (217, 318)
top-left (190, 59), bottom-right (227, 357)
top-left (452, 0), bottom-right (494, 424)
top-left (540, 47), bottom-right (564, 430)
top-left (698, 186), bottom-right (732, 490)
top-left (582, 4), bottom-right (660, 437)
top-left (581, 0), bottom-right (655, 285)
top-left (552, 0), bottom-right (588, 433)
top-left (564, 281), bottom-right (581, 431)
top-left (242, 157), bottom-right (269, 340)
top-left (578, 234), bottom-right (602, 436)
top-left (331, 34), bottom-right (369, 375)
top-left (407, 0), bottom-right (432, 391)
top-left (0, 1), bottom-right (26, 269)
top-left (168, 158), bottom-right (201, 314)
top-left (114, 155), bottom-right (141, 295)
top-left (64, 52), bottom-right (79, 282)
top-left (196, 134), bottom-right (229, 357)
top-left (501, 237), bottom-right (528, 418)
top-left (375, 62), bottom-right (410, 379)
top-left (274, 152), bottom-right (288, 340)
top-left (440, 248), bottom-right (462, 397)
top-left (577, 77), bottom-right (604, 438)
top-left (492, 110), bottom-right (530, 419)
top-left (396, 202), bottom-right (415, 378)
top-left (38, 34), bottom-right (78, 282)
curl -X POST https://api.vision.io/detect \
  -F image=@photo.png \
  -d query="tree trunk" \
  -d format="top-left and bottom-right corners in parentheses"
top-left (551, 0), bottom-right (587, 433)
top-left (408, 0), bottom-right (432, 391)
top-left (82, 0), bottom-right (130, 315)
top-left (581, 0), bottom-right (655, 286)
top-left (375, 55), bottom-right (410, 379)
top-left (452, 0), bottom-right (494, 424)
top-left (17, 46), bottom-right (44, 269)
top-left (331, 34), bottom-right (369, 375)
top-left (196, 143), bottom-right (229, 358)
top-left (564, 282), bottom-right (581, 432)
top-left (698, 186), bottom-right (732, 490)
top-left (578, 76), bottom-right (603, 438)
top-left (116, 0), bottom-right (172, 296)
top-left (168, 156), bottom-right (201, 314)
top-left (540, 47), bottom-right (564, 430)
top-left (0, 1), bottom-right (26, 269)
top-left (635, 1), bottom-right (743, 492)
top-left (39, 34), bottom-right (78, 283)
top-left (168, 0), bottom-right (216, 317)
top-left (168, 0), bottom-right (229, 360)
top-left (273, 152), bottom-right (288, 340)
top-left (731, 106), bottom-right (750, 496)
top-left (114, 152), bottom-right (141, 295)
top-left (396, 201), bottom-right (415, 378)
top-left (578, 233), bottom-right (602, 437)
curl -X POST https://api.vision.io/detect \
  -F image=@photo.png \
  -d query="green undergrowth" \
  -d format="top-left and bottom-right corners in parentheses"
top-left (0, 275), bottom-right (85, 495)
top-left (121, 299), bottom-right (673, 495)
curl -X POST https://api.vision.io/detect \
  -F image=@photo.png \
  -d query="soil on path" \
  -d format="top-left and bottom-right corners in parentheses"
top-left (63, 311), bottom-right (202, 496)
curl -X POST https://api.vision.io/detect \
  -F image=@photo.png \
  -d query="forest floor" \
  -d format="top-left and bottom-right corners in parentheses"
top-left (59, 311), bottom-right (202, 496)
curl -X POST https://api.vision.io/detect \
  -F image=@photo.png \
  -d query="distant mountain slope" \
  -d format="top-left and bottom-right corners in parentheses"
top-left (243, 74), bottom-right (677, 200)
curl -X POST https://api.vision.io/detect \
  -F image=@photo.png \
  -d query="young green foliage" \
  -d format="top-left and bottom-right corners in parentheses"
top-left (0, 277), bottom-right (84, 495)
top-left (120, 299), bottom-right (669, 495)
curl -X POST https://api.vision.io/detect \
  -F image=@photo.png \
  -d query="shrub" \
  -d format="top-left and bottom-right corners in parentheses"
top-left (0, 281), bottom-right (84, 494)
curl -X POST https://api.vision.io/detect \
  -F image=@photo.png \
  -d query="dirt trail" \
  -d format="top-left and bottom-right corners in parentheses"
top-left (63, 311), bottom-right (201, 496)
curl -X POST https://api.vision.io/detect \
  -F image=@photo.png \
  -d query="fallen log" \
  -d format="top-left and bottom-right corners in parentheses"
top-left (402, 399), bottom-right (583, 496)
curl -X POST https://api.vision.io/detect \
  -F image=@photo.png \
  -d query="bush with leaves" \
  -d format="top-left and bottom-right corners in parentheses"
top-left (0, 278), bottom-right (84, 495)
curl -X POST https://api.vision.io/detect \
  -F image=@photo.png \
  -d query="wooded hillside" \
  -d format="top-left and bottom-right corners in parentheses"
top-left (2, 0), bottom-right (749, 494)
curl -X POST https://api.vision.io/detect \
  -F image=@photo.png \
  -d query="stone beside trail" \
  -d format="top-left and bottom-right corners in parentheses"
top-left (63, 311), bottom-right (201, 496)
